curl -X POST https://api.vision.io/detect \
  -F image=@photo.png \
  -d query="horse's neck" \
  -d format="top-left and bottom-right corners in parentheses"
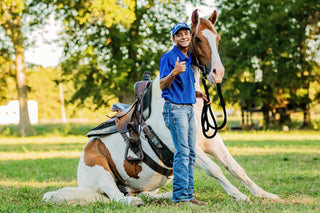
top-left (193, 65), bottom-right (201, 91)
top-left (150, 74), bottom-right (165, 118)
top-left (152, 74), bottom-right (162, 100)
top-left (193, 66), bottom-right (205, 119)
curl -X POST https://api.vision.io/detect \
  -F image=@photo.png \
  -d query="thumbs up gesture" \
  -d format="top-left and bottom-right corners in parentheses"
top-left (172, 57), bottom-right (186, 75)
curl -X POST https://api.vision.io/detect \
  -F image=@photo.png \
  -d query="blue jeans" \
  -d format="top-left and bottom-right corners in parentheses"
top-left (162, 100), bottom-right (196, 202)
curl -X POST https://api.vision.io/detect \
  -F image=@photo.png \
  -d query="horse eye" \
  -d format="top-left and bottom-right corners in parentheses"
top-left (195, 37), bottom-right (201, 43)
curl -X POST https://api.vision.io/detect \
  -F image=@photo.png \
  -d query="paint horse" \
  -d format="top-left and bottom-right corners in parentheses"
top-left (43, 10), bottom-right (281, 206)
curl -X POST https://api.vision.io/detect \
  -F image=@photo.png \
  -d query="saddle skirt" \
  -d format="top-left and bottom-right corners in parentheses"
top-left (85, 118), bottom-right (118, 137)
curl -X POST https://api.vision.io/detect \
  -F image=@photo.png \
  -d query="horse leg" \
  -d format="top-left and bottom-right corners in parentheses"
top-left (195, 145), bottom-right (250, 201)
top-left (198, 134), bottom-right (281, 201)
top-left (140, 189), bottom-right (172, 199)
top-left (43, 187), bottom-right (109, 205)
top-left (77, 138), bottom-right (145, 206)
top-left (80, 165), bottom-right (144, 206)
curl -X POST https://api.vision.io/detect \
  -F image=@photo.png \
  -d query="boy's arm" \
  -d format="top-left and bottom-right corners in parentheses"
top-left (160, 57), bottom-right (186, 90)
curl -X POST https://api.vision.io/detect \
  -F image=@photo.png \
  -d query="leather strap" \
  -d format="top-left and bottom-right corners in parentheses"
top-left (142, 151), bottom-right (173, 177)
top-left (121, 132), bottom-right (173, 177)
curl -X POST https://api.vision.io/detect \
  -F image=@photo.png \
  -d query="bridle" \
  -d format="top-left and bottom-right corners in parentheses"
top-left (190, 35), bottom-right (227, 139)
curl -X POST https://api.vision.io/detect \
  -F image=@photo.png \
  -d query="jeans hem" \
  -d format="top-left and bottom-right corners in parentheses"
top-left (172, 196), bottom-right (195, 202)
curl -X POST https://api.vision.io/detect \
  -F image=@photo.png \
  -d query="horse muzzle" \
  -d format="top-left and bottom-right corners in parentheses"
top-left (205, 65), bottom-right (225, 84)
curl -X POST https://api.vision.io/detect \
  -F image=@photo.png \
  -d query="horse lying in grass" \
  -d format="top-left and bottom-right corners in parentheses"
top-left (43, 9), bottom-right (281, 206)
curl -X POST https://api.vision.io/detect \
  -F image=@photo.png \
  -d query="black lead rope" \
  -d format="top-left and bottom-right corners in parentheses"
top-left (201, 77), bottom-right (227, 139)
top-left (191, 39), bottom-right (227, 138)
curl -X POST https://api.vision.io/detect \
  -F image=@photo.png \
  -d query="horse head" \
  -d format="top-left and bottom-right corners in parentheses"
top-left (190, 9), bottom-right (225, 84)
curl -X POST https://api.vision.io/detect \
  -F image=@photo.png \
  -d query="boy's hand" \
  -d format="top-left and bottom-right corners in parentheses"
top-left (196, 91), bottom-right (211, 104)
top-left (172, 57), bottom-right (186, 75)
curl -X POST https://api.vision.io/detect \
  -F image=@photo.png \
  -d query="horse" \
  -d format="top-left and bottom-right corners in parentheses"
top-left (43, 9), bottom-right (281, 206)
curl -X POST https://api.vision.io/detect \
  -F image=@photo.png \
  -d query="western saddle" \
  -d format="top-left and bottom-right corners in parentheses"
top-left (86, 72), bottom-right (173, 177)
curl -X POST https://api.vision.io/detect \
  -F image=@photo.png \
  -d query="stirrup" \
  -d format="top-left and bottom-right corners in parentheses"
top-left (124, 123), bottom-right (144, 162)
top-left (124, 137), bottom-right (144, 162)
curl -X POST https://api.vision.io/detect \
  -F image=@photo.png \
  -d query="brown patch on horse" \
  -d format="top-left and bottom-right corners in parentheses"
top-left (199, 19), bottom-right (215, 33)
top-left (191, 19), bottom-right (214, 68)
top-left (84, 138), bottom-right (124, 183)
top-left (123, 159), bottom-right (142, 179)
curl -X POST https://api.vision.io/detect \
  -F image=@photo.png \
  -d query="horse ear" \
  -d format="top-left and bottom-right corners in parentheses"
top-left (191, 9), bottom-right (200, 25)
top-left (209, 10), bottom-right (217, 25)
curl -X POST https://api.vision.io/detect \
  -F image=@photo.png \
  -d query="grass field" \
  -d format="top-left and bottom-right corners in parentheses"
top-left (0, 126), bottom-right (319, 212)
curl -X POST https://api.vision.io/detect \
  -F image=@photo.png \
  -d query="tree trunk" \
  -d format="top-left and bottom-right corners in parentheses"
top-left (58, 66), bottom-right (67, 123)
top-left (302, 104), bottom-right (312, 129)
top-left (278, 108), bottom-right (292, 128)
top-left (59, 81), bottom-right (67, 123)
top-left (10, 16), bottom-right (34, 136)
top-left (262, 104), bottom-right (270, 129)
top-left (15, 46), bottom-right (34, 136)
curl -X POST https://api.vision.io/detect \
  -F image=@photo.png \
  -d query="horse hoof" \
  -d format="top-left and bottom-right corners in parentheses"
top-left (234, 193), bottom-right (250, 202)
top-left (131, 198), bottom-right (145, 207)
top-left (270, 194), bottom-right (284, 203)
top-left (264, 192), bottom-right (283, 202)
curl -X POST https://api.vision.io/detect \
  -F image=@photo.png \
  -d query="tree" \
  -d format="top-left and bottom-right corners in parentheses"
top-left (0, 1), bottom-right (56, 135)
top-left (1, 0), bottom-right (34, 136)
top-left (47, 0), bottom-right (186, 109)
top-left (215, 0), bottom-right (320, 129)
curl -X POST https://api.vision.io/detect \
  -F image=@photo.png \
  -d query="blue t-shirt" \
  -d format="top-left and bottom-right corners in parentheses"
top-left (159, 45), bottom-right (196, 104)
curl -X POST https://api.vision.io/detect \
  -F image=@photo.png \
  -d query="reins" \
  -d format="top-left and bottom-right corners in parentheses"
top-left (201, 78), bottom-right (227, 138)
top-left (191, 39), bottom-right (227, 139)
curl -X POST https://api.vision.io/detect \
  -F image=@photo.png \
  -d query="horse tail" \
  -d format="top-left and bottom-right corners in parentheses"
top-left (42, 187), bottom-right (109, 205)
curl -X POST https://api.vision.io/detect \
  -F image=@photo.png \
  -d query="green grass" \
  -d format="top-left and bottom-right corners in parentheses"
top-left (0, 126), bottom-right (320, 212)
top-left (0, 123), bottom-right (96, 137)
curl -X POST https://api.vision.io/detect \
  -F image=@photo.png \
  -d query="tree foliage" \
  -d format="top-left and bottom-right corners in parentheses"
top-left (215, 0), bottom-right (320, 128)
top-left (46, 0), bottom-right (186, 107)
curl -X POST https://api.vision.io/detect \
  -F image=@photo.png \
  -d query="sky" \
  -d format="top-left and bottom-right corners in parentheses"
top-left (186, 0), bottom-right (216, 21)
top-left (24, 1), bottom-right (216, 68)
top-left (24, 14), bottom-right (64, 67)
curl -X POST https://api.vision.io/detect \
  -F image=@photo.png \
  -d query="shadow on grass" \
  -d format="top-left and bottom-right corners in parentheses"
top-left (0, 142), bottom-right (84, 152)
top-left (0, 123), bottom-right (96, 137)
top-left (0, 158), bottom-right (79, 182)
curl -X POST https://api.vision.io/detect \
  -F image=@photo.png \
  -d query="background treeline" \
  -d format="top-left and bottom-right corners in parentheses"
top-left (216, 0), bottom-right (320, 129)
top-left (0, 0), bottom-right (319, 136)
top-left (1, 65), bottom-right (107, 122)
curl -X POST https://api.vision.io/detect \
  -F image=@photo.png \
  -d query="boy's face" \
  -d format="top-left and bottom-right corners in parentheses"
top-left (172, 29), bottom-right (191, 49)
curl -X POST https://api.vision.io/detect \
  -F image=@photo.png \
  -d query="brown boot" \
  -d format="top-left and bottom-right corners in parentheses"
top-left (190, 198), bottom-right (207, 206)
